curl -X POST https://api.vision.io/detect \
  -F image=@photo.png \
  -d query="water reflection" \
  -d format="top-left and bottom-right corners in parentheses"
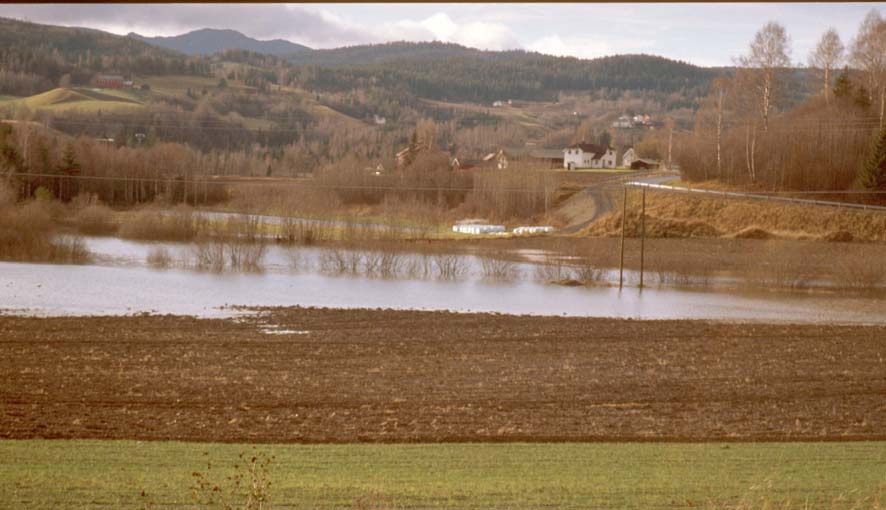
top-left (2, 236), bottom-right (885, 323)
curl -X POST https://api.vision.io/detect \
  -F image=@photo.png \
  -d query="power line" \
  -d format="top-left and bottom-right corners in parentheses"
top-left (4, 171), bottom-right (558, 194)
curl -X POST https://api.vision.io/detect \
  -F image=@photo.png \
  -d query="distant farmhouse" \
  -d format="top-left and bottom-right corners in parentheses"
top-left (611, 114), bottom-right (663, 130)
top-left (612, 115), bottom-right (633, 129)
top-left (563, 142), bottom-right (616, 170)
top-left (94, 74), bottom-right (125, 89)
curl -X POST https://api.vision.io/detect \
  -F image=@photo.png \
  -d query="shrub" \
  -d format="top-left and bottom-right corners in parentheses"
top-left (75, 204), bottom-right (118, 235)
top-left (120, 206), bottom-right (199, 241)
top-left (0, 201), bottom-right (92, 263)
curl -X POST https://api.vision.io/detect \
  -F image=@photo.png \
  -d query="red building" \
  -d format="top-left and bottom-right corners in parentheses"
top-left (94, 74), bottom-right (125, 89)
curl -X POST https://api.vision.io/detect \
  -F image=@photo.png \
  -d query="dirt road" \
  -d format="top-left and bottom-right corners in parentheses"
top-left (1, 307), bottom-right (884, 443)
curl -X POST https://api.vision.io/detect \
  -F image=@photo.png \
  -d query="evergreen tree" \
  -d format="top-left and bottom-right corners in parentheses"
top-left (832, 67), bottom-right (853, 99)
top-left (57, 142), bottom-right (80, 201)
top-left (855, 86), bottom-right (872, 109)
top-left (859, 127), bottom-right (886, 190)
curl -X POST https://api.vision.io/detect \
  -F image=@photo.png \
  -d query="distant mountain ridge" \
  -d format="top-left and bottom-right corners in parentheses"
top-left (129, 28), bottom-right (311, 56)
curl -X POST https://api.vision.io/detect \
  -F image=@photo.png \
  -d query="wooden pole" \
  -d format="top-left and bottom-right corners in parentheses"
top-left (640, 187), bottom-right (646, 289)
top-left (619, 185), bottom-right (627, 289)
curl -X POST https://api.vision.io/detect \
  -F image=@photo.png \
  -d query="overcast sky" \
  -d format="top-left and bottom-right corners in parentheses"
top-left (1, 3), bottom-right (883, 66)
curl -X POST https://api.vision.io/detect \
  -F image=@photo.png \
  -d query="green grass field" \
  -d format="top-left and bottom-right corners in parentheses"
top-left (1, 87), bottom-right (146, 113)
top-left (1, 440), bottom-right (884, 509)
top-left (141, 74), bottom-right (252, 98)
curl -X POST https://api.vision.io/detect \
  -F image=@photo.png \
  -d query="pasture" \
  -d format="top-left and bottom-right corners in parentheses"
top-left (2, 440), bottom-right (884, 509)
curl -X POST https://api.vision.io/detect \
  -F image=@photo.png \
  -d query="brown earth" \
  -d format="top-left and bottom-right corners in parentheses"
top-left (1, 307), bottom-right (885, 444)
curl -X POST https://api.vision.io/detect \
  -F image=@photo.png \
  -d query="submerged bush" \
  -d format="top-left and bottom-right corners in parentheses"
top-left (0, 201), bottom-right (92, 263)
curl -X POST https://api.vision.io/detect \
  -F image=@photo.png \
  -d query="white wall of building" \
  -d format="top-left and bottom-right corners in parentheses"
top-left (563, 148), bottom-right (617, 169)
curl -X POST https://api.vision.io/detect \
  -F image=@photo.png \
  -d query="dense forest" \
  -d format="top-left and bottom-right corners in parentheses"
top-left (284, 43), bottom-right (720, 106)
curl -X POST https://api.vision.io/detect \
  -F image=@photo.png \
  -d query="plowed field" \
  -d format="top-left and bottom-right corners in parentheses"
top-left (1, 307), bottom-right (884, 443)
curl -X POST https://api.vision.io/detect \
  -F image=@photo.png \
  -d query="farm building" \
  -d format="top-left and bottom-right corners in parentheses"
top-left (94, 74), bottom-right (125, 88)
top-left (502, 147), bottom-right (564, 168)
top-left (630, 158), bottom-right (661, 170)
top-left (480, 149), bottom-right (509, 169)
top-left (622, 148), bottom-right (637, 168)
top-left (563, 143), bottom-right (617, 170)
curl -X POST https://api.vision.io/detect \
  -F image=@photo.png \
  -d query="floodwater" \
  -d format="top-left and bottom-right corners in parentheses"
top-left (1, 236), bottom-right (885, 324)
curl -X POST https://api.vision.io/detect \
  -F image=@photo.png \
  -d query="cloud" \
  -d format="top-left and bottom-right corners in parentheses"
top-left (528, 34), bottom-right (656, 60)
top-left (0, 5), bottom-right (520, 52)
top-left (0, 4), bottom-right (371, 47)
top-left (375, 12), bottom-right (520, 51)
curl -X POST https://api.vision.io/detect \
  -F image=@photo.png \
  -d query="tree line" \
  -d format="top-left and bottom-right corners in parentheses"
top-left (677, 10), bottom-right (886, 193)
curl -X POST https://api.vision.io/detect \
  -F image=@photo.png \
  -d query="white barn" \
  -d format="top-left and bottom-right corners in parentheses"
top-left (563, 143), bottom-right (617, 170)
top-left (622, 148), bottom-right (637, 168)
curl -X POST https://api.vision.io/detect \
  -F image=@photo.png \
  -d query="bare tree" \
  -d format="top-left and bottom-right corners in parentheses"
top-left (850, 10), bottom-right (885, 102)
top-left (710, 77), bottom-right (730, 176)
top-left (738, 21), bottom-right (792, 131)
top-left (808, 28), bottom-right (844, 104)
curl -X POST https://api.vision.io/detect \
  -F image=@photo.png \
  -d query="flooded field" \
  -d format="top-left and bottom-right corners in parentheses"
top-left (2, 236), bottom-right (886, 323)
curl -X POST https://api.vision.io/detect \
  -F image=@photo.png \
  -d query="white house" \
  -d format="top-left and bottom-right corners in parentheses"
top-left (611, 115), bottom-right (633, 129)
top-left (563, 143), bottom-right (617, 170)
top-left (622, 148), bottom-right (637, 168)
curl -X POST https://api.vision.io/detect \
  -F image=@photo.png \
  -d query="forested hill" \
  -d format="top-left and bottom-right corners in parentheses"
top-left (1, 18), bottom-right (722, 107)
top-left (0, 17), bottom-right (210, 95)
top-left (130, 28), bottom-right (312, 56)
top-left (286, 42), bottom-right (719, 105)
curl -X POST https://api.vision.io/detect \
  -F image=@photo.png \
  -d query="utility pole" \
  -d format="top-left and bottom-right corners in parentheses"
top-left (667, 118), bottom-right (674, 170)
top-left (639, 188), bottom-right (646, 289)
top-left (619, 186), bottom-right (627, 289)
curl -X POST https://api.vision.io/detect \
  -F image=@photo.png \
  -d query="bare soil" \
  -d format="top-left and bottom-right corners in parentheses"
top-left (1, 308), bottom-right (885, 444)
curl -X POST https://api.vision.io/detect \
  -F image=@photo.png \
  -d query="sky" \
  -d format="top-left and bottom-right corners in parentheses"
top-left (1, 3), bottom-right (884, 67)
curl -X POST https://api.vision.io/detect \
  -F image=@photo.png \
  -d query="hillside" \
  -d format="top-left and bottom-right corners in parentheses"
top-left (287, 44), bottom-right (720, 106)
top-left (131, 28), bottom-right (311, 56)
top-left (0, 17), bottom-right (210, 97)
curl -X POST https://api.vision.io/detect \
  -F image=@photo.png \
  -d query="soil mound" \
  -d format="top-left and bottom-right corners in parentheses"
top-left (581, 211), bottom-right (722, 239)
top-left (821, 230), bottom-right (855, 243)
top-left (731, 226), bottom-right (773, 240)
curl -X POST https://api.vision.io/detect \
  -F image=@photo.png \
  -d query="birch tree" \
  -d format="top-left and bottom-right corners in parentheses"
top-left (850, 10), bottom-right (885, 103)
top-left (739, 22), bottom-right (791, 131)
top-left (808, 28), bottom-right (844, 104)
top-left (850, 10), bottom-right (886, 126)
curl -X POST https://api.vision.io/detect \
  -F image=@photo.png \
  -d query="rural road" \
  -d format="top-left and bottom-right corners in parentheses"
top-left (559, 171), bottom-right (678, 233)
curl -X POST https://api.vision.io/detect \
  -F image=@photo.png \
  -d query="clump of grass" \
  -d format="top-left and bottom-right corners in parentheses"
top-left (189, 449), bottom-right (273, 510)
